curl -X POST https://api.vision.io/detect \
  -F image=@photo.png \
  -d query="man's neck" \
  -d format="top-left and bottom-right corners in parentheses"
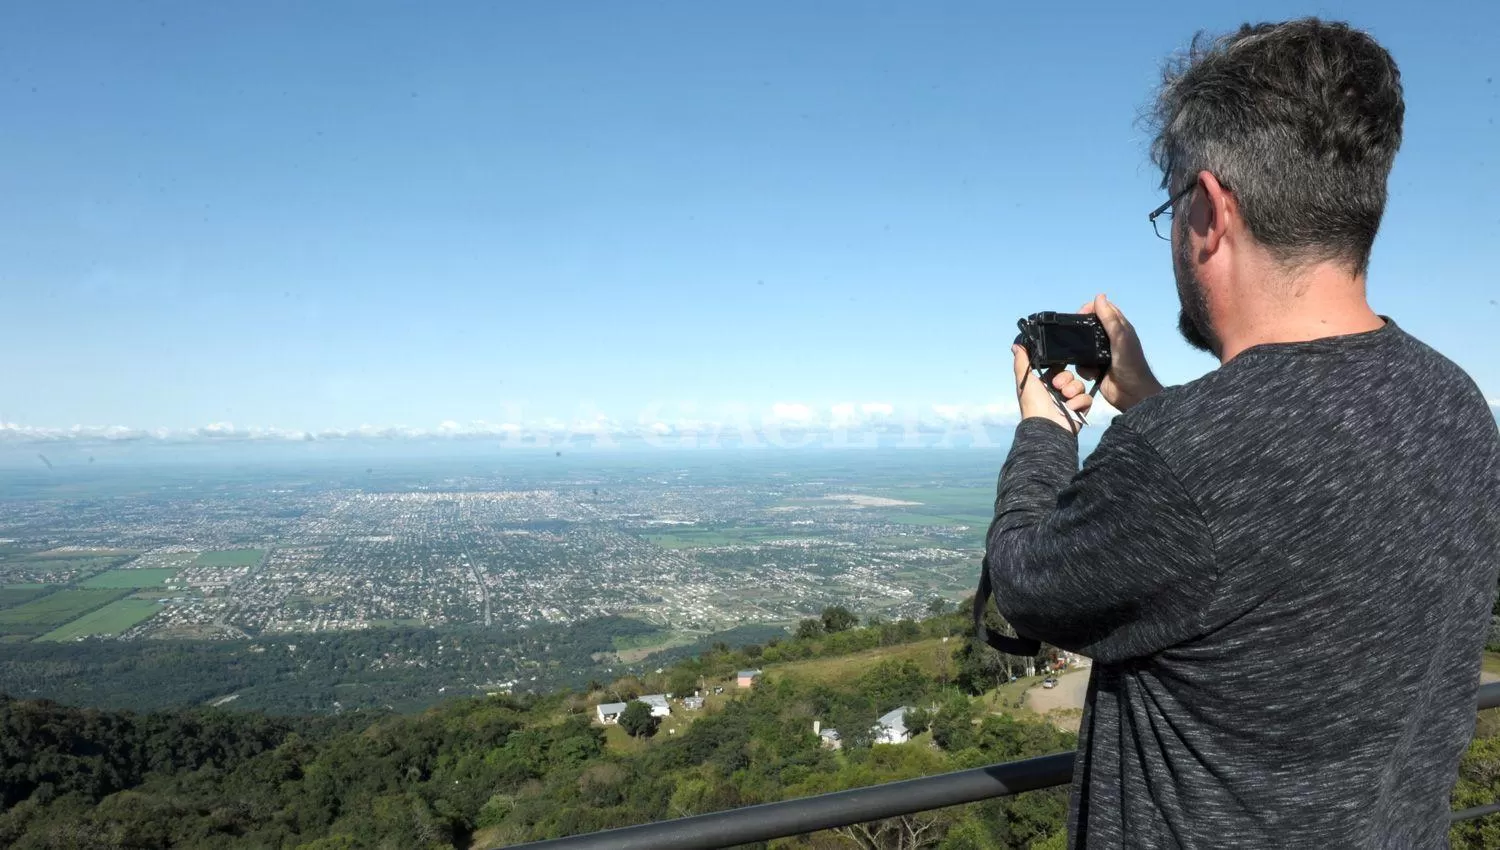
top-left (1215, 262), bottom-right (1383, 363)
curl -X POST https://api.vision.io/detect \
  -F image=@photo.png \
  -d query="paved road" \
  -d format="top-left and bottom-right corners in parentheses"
top-left (467, 556), bottom-right (491, 627)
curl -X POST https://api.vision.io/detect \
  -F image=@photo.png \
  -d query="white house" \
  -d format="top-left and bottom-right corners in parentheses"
top-left (873, 706), bottom-right (912, 745)
top-left (640, 694), bottom-right (671, 717)
top-left (814, 721), bottom-right (843, 751)
top-left (682, 696), bottom-right (705, 711)
top-left (596, 702), bottom-right (628, 724)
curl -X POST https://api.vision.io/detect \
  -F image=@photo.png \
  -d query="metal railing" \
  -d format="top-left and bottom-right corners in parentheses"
top-left (505, 681), bottom-right (1500, 850)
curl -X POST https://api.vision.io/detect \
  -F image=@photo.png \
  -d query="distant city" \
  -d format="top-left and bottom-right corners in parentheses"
top-left (0, 450), bottom-right (1008, 655)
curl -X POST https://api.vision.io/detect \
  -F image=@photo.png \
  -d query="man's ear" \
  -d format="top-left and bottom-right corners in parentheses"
top-left (1195, 169), bottom-right (1236, 256)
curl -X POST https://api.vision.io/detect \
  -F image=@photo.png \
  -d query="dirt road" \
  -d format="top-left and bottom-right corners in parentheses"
top-left (1026, 668), bottom-right (1500, 716)
top-left (1025, 668), bottom-right (1090, 715)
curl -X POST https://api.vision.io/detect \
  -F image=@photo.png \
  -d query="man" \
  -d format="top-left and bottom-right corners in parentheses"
top-left (988, 19), bottom-right (1500, 849)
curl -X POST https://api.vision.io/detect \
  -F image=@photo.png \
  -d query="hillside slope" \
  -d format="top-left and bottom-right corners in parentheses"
top-left (4, 616), bottom-right (1499, 849)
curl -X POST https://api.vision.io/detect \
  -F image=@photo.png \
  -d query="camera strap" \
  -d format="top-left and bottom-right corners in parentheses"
top-left (1019, 368), bottom-right (1099, 431)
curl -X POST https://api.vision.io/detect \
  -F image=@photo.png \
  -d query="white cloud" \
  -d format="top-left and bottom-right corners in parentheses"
top-left (828, 401), bottom-right (899, 430)
top-left (1, 422), bottom-right (151, 442)
top-left (1, 399), bottom-right (1131, 448)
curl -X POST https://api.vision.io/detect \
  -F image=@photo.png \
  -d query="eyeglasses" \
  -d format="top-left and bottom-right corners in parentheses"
top-left (1148, 182), bottom-right (1199, 241)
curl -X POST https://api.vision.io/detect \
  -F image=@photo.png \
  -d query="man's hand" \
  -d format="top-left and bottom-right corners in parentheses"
top-left (1012, 345), bottom-right (1092, 434)
top-left (1076, 294), bottom-right (1164, 412)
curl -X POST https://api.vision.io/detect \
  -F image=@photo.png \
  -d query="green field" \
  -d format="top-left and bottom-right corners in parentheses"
top-left (1, 556), bottom-right (121, 574)
top-left (642, 525), bottom-right (789, 549)
top-left (0, 586), bottom-right (55, 609)
top-left (877, 486), bottom-right (990, 510)
top-left (868, 487), bottom-right (993, 527)
top-left (80, 568), bottom-right (181, 589)
top-left (38, 598), bottom-right (162, 641)
top-left (28, 548), bottom-right (139, 558)
top-left (883, 513), bottom-right (970, 527)
top-left (0, 588), bottom-right (129, 636)
top-left (611, 629), bottom-right (677, 651)
top-left (194, 549), bottom-right (265, 566)
top-left (610, 629), bottom-right (701, 662)
top-left (642, 530), bottom-right (741, 548)
top-left (765, 638), bottom-right (956, 683)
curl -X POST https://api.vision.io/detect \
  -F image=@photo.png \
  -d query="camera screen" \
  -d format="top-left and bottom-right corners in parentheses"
top-left (1044, 323), bottom-right (1097, 356)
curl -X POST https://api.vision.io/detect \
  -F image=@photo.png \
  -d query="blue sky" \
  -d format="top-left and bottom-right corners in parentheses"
top-left (1, 1), bottom-right (1496, 444)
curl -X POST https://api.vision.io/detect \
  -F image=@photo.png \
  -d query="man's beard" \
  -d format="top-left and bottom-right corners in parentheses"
top-left (1173, 226), bottom-right (1219, 355)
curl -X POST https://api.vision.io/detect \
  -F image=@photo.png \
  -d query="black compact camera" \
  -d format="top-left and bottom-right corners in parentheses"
top-left (1015, 312), bottom-right (1111, 371)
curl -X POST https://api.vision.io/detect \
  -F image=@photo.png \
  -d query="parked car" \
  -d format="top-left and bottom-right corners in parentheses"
top-left (1042, 677), bottom-right (1058, 689)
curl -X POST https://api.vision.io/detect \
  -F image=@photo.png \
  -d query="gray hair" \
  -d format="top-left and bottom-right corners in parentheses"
top-left (1150, 19), bottom-right (1404, 274)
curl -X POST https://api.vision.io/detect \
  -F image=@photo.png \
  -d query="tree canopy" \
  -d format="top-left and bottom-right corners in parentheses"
top-left (820, 605), bottom-right (859, 634)
top-left (619, 701), bottom-right (659, 738)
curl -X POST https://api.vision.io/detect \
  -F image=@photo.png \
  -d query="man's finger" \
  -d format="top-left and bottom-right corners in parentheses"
top-left (1066, 393), bottom-right (1093, 414)
top-left (1011, 345), bottom-right (1031, 386)
top-left (1077, 366), bottom-right (1101, 382)
top-left (1051, 371), bottom-right (1081, 396)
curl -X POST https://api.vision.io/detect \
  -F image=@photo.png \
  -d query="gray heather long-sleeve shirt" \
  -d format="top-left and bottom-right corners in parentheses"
top-left (987, 320), bottom-right (1500, 848)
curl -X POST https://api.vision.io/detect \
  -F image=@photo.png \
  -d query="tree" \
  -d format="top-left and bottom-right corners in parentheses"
top-left (937, 814), bottom-right (1004, 850)
top-left (795, 618), bottom-right (824, 640)
top-left (930, 692), bottom-right (977, 752)
top-left (904, 707), bottom-right (932, 737)
top-left (1451, 732), bottom-right (1500, 849)
top-left (821, 606), bottom-right (859, 634)
top-left (668, 669), bottom-right (699, 699)
top-left (1029, 830), bottom-right (1069, 850)
top-left (954, 637), bottom-right (1014, 697)
top-left (834, 813), bottom-right (948, 850)
top-left (926, 598), bottom-right (952, 617)
top-left (618, 701), bottom-right (659, 738)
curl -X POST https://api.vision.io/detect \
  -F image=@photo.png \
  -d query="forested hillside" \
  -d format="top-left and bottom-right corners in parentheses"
top-left (0, 617), bottom-right (782, 715)
top-left (3, 611), bottom-right (1499, 850)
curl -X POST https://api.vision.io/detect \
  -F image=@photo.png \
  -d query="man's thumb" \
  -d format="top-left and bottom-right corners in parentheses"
top-left (1094, 293), bottom-right (1114, 319)
top-left (1096, 294), bottom-right (1125, 336)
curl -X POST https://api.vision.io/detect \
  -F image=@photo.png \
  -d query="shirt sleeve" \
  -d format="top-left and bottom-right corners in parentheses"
top-left (986, 417), bottom-right (1217, 663)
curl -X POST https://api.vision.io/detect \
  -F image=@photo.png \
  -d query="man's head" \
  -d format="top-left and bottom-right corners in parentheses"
top-left (1150, 19), bottom-right (1404, 355)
